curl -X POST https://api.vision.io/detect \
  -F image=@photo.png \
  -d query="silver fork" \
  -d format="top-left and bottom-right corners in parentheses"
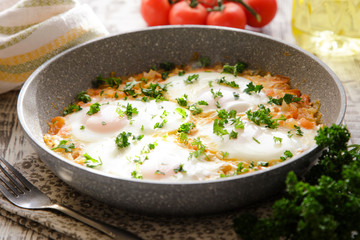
top-left (0, 156), bottom-right (141, 240)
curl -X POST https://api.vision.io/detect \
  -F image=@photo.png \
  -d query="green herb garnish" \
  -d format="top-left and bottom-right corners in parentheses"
top-left (115, 131), bottom-right (132, 148)
top-left (216, 76), bottom-right (239, 88)
top-left (76, 91), bottom-right (91, 103)
top-left (174, 164), bottom-right (186, 173)
top-left (243, 82), bottom-right (264, 95)
top-left (51, 140), bottom-right (75, 152)
top-left (83, 153), bottom-right (102, 168)
top-left (63, 103), bottom-right (82, 115)
top-left (184, 74), bottom-right (199, 84)
top-left (222, 62), bottom-right (248, 76)
top-left (234, 125), bottom-right (360, 240)
top-left (87, 102), bottom-right (101, 115)
top-left (176, 94), bottom-right (188, 106)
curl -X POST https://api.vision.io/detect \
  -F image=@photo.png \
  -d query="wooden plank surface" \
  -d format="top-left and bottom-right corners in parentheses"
top-left (0, 0), bottom-right (359, 239)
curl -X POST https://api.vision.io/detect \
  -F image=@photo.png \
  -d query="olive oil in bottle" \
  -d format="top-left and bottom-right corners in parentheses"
top-left (292, 0), bottom-right (360, 56)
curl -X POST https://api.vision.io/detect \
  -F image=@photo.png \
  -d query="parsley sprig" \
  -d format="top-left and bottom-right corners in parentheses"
top-left (268, 93), bottom-right (303, 105)
top-left (76, 91), bottom-right (91, 103)
top-left (63, 103), bottom-right (82, 116)
top-left (51, 140), bottom-right (75, 152)
top-left (243, 82), bottom-right (263, 95)
top-left (93, 75), bottom-right (122, 88)
top-left (189, 137), bottom-right (209, 160)
top-left (87, 102), bottom-right (101, 115)
top-left (83, 153), bottom-right (102, 168)
top-left (216, 76), bottom-right (239, 88)
top-left (184, 74), bottom-right (200, 84)
top-left (222, 62), bottom-right (248, 76)
top-left (246, 104), bottom-right (286, 129)
top-left (233, 124), bottom-right (360, 240)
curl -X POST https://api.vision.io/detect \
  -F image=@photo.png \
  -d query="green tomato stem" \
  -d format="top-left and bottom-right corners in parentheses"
top-left (230, 0), bottom-right (261, 23)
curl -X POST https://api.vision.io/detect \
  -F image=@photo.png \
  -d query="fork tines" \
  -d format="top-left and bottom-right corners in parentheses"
top-left (0, 157), bottom-right (31, 197)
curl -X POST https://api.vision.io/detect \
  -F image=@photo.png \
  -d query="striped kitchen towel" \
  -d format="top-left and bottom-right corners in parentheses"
top-left (0, 0), bottom-right (108, 94)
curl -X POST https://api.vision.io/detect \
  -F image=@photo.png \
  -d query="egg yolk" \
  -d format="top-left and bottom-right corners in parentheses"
top-left (83, 105), bottom-right (127, 133)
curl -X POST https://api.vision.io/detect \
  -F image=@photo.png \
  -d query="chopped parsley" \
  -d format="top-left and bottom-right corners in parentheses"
top-left (210, 88), bottom-right (223, 99)
top-left (176, 94), bottom-right (188, 106)
top-left (188, 104), bottom-right (203, 115)
top-left (83, 153), bottom-right (102, 168)
top-left (155, 170), bottom-right (165, 175)
top-left (175, 108), bottom-right (187, 118)
top-left (268, 94), bottom-right (303, 105)
top-left (131, 170), bottom-right (143, 179)
top-left (154, 119), bottom-right (167, 129)
top-left (294, 125), bottom-right (304, 136)
top-left (283, 94), bottom-right (302, 104)
top-left (178, 122), bottom-right (195, 133)
top-left (268, 96), bottom-right (283, 105)
top-left (257, 161), bottom-right (269, 167)
top-left (161, 71), bottom-right (169, 80)
top-left (141, 82), bottom-right (168, 99)
top-left (221, 151), bottom-right (229, 159)
top-left (184, 74), bottom-right (200, 84)
top-left (233, 92), bottom-right (240, 100)
top-left (280, 150), bottom-right (293, 161)
top-left (76, 91), bottom-right (91, 103)
top-left (216, 101), bottom-right (221, 108)
top-left (213, 119), bottom-right (229, 137)
top-left (87, 102), bottom-right (101, 115)
top-left (116, 107), bottom-right (124, 117)
top-left (216, 76), bottom-right (239, 88)
top-left (229, 130), bottom-right (238, 139)
top-left (273, 136), bottom-right (283, 144)
top-left (93, 75), bottom-right (122, 88)
top-left (189, 137), bottom-right (209, 160)
top-left (252, 137), bottom-right (260, 144)
top-left (178, 70), bottom-right (185, 76)
top-left (124, 103), bottom-right (138, 119)
top-left (174, 164), bottom-right (186, 173)
top-left (51, 140), bottom-right (75, 153)
top-left (246, 104), bottom-right (285, 129)
top-left (213, 109), bottom-right (243, 139)
top-left (115, 131), bottom-right (132, 149)
top-left (222, 62), bottom-right (248, 76)
top-left (63, 103), bottom-right (82, 115)
top-left (80, 125), bottom-right (85, 130)
top-left (123, 80), bottom-right (138, 96)
top-left (236, 162), bottom-right (249, 174)
top-left (243, 82), bottom-right (264, 95)
top-left (197, 100), bottom-right (208, 105)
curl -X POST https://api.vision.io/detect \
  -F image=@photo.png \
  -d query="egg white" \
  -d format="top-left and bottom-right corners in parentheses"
top-left (164, 72), bottom-right (268, 112)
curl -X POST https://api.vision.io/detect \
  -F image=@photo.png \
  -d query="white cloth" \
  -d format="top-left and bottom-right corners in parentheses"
top-left (0, 0), bottom-right (108, 94)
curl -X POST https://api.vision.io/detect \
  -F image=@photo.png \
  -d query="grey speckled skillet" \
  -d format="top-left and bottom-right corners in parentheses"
top-left (17, 26), bottom-right (346, 216)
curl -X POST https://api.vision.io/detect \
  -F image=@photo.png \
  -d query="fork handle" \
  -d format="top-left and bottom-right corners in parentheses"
top-left (50, 204), bottom-right (141, 240)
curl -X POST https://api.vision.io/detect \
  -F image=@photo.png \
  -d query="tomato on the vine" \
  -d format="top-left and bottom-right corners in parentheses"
top-left (169, 1), bottom-right (208, 25)
top-left (141, 0), bottom-right (171, 26)
top-left (242, 0), bottom-right (277, 28)
top-left (206, 2), bottom-right (246, 29)
top-left (198, 0), bottom-right (218, 8)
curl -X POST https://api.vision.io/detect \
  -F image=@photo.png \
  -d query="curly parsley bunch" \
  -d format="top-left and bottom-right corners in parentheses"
top-left (234, 124), bottom-right (360, 240)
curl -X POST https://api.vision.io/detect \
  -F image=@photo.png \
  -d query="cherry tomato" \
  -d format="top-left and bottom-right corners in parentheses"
top-left (169, 1), bottom-right (208, 25)
top-left (206, 2), bottom-right (247, 29)
top-left (141, 0), bottom-right (171, 26)
top-left (243, 0), bottom-right (277, 28)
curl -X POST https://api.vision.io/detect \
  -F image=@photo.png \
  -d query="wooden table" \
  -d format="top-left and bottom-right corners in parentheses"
top-left (0, 0), bottom-right (359, 239)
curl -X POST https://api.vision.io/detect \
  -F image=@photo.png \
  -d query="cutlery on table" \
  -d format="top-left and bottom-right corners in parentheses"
top-left (0, 157), bottom-right (141, 240)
